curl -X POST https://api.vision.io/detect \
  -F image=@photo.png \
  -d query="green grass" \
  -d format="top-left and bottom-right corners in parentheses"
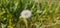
top-left (0, 0), bottom-right (60, 28)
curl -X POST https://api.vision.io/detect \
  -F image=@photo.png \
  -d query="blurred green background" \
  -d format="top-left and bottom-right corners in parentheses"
top-left (0, 0), bottom-right (60, 28)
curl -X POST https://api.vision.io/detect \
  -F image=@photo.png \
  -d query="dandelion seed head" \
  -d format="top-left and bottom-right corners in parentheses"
top-left (21, 10), bottom-right (32, 18)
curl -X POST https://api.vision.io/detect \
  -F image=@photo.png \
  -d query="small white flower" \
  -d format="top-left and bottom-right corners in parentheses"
top-left (21, 10), bottom-right (32, 18)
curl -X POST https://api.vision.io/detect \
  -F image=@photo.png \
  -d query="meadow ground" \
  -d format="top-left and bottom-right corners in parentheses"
top-left (0, 0), bottom-right (60, 28)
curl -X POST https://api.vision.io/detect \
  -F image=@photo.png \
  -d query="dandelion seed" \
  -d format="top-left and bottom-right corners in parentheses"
top-left (21, 10), bottom-right (32, 18)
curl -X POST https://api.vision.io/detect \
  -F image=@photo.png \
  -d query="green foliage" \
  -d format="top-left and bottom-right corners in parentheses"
top-left (0, 0), bottom-right (60, 28)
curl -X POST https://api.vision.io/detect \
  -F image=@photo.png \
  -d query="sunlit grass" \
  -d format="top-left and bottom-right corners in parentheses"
top-left (0, 0), bottom-right (60, 28)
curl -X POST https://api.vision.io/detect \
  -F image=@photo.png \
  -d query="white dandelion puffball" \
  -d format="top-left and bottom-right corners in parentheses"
top-left (21, 10), bottom-right (32, 18)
